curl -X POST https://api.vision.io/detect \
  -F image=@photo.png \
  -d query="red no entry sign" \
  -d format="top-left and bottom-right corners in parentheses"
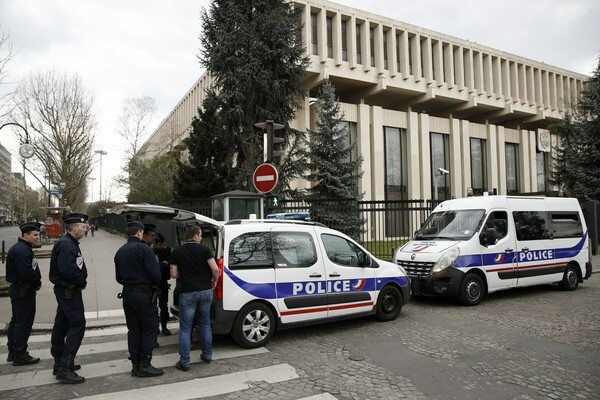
top-left (253, 163), bottom-right (278, 193)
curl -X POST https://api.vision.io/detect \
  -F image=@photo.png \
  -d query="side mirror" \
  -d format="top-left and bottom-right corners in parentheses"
top-left (479, 228), bottom-right (497, 247)
top-left (358, 251), bottom-right (372, 267)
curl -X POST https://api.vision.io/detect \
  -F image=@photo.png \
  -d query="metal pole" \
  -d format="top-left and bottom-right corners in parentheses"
top-left (22, 162), bottom-right (27, 222)
top-left (95, 150), bottom-right (107, 203)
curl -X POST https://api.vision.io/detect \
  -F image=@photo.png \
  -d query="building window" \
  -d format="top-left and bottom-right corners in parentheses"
top-left (369, 27), bottom-right (375, 67)
top-left (383, 29), bottom-right (388, 70)
top-left (311, 13), bottom-right (318, 55)
top-left (341, 20), bottom-right (348, 61)
top-left (470, 138), bottom-right (487, 196)
top-left (396, 33), bottom-right (401, 72)
top-left (408, 36), bottom-right (413, 75)
top-left (355, 22), bottom-right (362, 64)
top-left (536, 151), bottom-right (548, 192)
top-left (337, 121), bottom-right (358, 163)
top-left (326, 16), bottom-right (333, 58)
top-left (384, 127), bottom-right (407, 199)
top-left (505, 143), bottom-right (519, 194)
top-left (431, 133), bottom-right (450, 200)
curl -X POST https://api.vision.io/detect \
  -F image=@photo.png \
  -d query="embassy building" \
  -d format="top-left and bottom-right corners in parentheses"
top-left (139, 0), bottom-right (589, 202)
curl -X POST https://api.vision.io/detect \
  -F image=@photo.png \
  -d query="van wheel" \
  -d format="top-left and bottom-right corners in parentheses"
top-left (458, 273), bottom-right (484, 306)
top-left (375, 285), bottom-right (402, 321)
top-left (231, 303), bottom-right (275, 348)
top-left (558, 264), bottom-right (579, 291)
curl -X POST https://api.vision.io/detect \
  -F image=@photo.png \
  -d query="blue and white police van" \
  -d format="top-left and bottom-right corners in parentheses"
top-left (112, 204), bottom-right (410, 348)
top-left (394, 196), bottom-right (592, 306)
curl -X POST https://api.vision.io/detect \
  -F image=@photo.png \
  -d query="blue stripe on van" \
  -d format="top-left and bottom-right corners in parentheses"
top-left (453, 231), bottom-right (587, 269)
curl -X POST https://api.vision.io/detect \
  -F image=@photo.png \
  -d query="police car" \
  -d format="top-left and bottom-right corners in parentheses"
top-left (112, 204), bottom-right (410, 348)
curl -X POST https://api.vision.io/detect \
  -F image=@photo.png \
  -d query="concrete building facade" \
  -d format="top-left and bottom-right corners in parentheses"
top-left (0, 143), bottom-right (14, 223)
top-left (139, 0), bottom-right (588, 202)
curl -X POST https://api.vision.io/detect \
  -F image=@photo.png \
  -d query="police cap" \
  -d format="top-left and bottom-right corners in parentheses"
top-left (20, 221), bottom-right (42, 234)
top-left (127, 221), bottom-right (145, 230)
top-left (143, 223), bottom-right (156, 234)
top-left (62, 213), bottom-right (88, 224)
top-left (155, 233), bottom-right (166, 243)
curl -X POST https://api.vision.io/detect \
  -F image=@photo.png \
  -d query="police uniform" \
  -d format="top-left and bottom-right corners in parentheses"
top-left (115, 221), bottom-right (163, 377)
top-left (49, 213), bottom-right (88, 384)
top-left (154, 233), bottom-right (172, 335)
top-left (6, 222), bottom-right (42, 366)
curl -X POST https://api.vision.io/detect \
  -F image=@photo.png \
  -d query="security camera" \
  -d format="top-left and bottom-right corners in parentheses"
top-left (437, 167), bottom-right (449, 174)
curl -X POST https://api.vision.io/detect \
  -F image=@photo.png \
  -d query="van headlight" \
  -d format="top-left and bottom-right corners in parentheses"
top-left (431, 247), bottom-right (460, 274)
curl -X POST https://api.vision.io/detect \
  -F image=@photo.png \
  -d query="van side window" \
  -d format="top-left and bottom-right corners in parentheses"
top-left (321, 234), bottom-right (363, 268)
top-left (483, 211), bottom-right (508, 242)
top-left (513, 211), bottom-right (549, 241)
top-left (229, 232), bottom-right (272, 269)
top-left (549, 212), bottom-right (583, 238)
top-left (272, 232), bottom-right (317, 268)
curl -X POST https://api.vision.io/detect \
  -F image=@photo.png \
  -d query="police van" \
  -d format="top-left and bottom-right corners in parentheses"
top-left (112, 204), bottom-right (410, 348)
top-left (394, 196), bottom-right (592, 306)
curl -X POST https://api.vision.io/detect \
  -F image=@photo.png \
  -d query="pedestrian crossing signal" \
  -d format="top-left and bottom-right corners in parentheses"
top-left (267, 195), bottom-right (279, 207)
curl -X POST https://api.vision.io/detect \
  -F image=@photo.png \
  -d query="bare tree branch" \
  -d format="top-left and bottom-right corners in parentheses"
top-left (118, 95), bottom-right (157, 160)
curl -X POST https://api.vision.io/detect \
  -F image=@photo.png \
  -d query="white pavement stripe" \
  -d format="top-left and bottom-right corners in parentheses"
top-left (84, 309), bottom-right (124, 319)
top-left (0, 346), bottom-right (268, 392)
top-left (1, 335), bottom-right (180, 361)
top-left (79, 364), bottom-right (298, 400)
top-left (0, 322), bottom-right (178, 345)
top-left (298, 394), bottom-right (339, 400)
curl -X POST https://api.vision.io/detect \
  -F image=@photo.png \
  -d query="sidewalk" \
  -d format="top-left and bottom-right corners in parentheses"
top-left (0, 229), bottom-right (144, 333)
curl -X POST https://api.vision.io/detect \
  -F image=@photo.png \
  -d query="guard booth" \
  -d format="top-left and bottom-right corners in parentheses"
top-left (211, 190), bottom-right (264, 222)
top-left (44, 206), bottom-right (68, 237)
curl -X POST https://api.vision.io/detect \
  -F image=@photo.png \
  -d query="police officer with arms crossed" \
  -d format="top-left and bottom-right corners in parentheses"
top-left (49, 213), bottom-right (88, 384)
top-left (115, 221), bottom-right (164, 377)
top-left (6, 222), bottom-right (42, 366)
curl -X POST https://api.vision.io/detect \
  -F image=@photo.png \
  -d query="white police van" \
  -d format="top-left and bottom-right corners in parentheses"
top-left (112, 204), bottom-right (410, 348)
top-left (394, 196), bottom-right (592, 306)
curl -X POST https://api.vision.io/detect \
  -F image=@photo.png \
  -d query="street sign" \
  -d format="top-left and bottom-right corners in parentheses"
top-left (48, 189), bottom-right (63, 195)
top-left (253, 163), bottom-right (278, 193)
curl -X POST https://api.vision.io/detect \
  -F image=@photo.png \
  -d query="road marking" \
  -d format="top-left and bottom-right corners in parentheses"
top-left (78, 364), bottom-right (298, 400)
top-left (0, 346), bottom-right (268, 391)
top-left (298, 395), bottom-right (339, 400)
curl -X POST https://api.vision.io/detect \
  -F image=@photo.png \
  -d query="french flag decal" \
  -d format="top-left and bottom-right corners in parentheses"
top-left (412, 245), bottom-right (429, 252)
top-left (353, 279), bottom-right (366, 291)
top-left (494, 254), bottom-right (505, 264)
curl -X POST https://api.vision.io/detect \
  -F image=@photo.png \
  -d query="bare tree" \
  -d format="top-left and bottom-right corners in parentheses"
top-left (118, 95), bottom-right (157, 160)
top-left (0, 25), bottom-right (17, 120)
top-left (13, 69), bottom-right (96, 212)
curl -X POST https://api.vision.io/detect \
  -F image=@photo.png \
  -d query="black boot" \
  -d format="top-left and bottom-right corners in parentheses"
top-left (53, 363), bottom-right (81, 376)
top-left (162, 326), bottom-right (171, 336)
top-left (136, 359), bottom-right (164, 377)
top-left (55, 367), bottom-right (85, 384)
top-left (6, 352), bottom-right (14, 362)
top-left (12, 352), bottom-right (40, 366)
top-left (131, 362), bottom-right (139, 376)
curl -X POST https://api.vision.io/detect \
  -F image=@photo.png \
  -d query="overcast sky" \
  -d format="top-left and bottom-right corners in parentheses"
top-left (1, 0), bottom-right (598, 202)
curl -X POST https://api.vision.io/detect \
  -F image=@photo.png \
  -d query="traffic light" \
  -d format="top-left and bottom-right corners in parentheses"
top-left (266, 195), bottom-right (280, 207)
top-left (255, 120), bottom-right (284, 162)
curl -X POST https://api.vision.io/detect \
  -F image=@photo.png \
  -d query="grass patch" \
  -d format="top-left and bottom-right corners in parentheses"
top-left (362, 240), bottom-right (408, 261)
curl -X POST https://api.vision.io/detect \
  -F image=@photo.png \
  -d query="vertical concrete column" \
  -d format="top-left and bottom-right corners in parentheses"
top-left (449, 116), bottom-right (462, 197)
top-left (460, 120), bottom-right (471, 197)
top-left (411, 34), bottom-right (422, 82)
top-left (317, 8), bottom-right (327, 63)
top-left (510, 61), bottom-right (519, 103)
top-left (348, 16), bottom-right (357, 69)
top-left (519, 129), bottom-right (531, 193)
top-left (542, 70), bottom-right (550, 109)
top-left (361, 20), bottom-right (370, 72)
top-left (493, 56), bottom-right (502, 99)
top-left (464, 48), bottom-right (475, 94)
top-left (357, 104), bottom-right (372, 200)
top-left (486, 123), bottom-right (499, 193)
top-left (422, 36), bottom-right (433, 85)
top-left (371, 106), bottom-right (385, 200)
top-left (483, 54), bottom-right (493, 97)
top-left (419, 113), bottom-right (432, 200)
top-left (534, 68), bottom-right (543, 106)
top-left (406, 110), bottom-right (421, 198)
top-left (528, 130), bottom-right (537, 191)
top-left (473, 51), bottom-right (484, 95)
top-left (518, 63), bottom-right (527, 105)
top-left (556, 74), bottom-right (564, 111)
top-left (389, 28), bottom-right (398, 78)
top-left (501, 59), bottom-right (511, 101)
top-left (374, 24), bottom-right (384, 75)
top-left (454, 46), bottom-right (465, 91)
top-left (496, 126), bottom-right (507, 195)
top-left (527, 66), bottom-right (535, 106)
top-left (549, 72), bottom-right (557, 110)
top-left (398, 30), bottom-right (409, 79)
top-left (444, 43), bottom-right (455, 89)
top-left (333, 13), bottom-right (342, 66)
top-left (301, 5), bottom-right (310, 56)
top-left (432, 40), bottom-right (443, 86)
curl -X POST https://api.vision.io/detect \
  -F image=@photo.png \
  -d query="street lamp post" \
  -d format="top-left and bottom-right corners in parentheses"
top-left (88, 177), bottom-right (96, 212)
top-left (94, 150), bottom-right (107, 203)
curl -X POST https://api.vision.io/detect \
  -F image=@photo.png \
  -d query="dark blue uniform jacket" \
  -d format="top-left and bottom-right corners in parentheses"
top-left (49, 233), bottom-right (88, 288)
top-left (115, 237), bottom-right (161, 285)
top-left (6, 238), bottom-right (42, 288)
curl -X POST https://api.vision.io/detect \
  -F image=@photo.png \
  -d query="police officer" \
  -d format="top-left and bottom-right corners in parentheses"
top-left (6, 222), bottom-right (42, 366)
top-left (49, 213), bottom-right (88, 384)
top-left (115, 221), bottom-right (163, 377)
top-left (142, 223), bottom-right (156, 246)
top-left (154, 233), bottom-right (172, 336)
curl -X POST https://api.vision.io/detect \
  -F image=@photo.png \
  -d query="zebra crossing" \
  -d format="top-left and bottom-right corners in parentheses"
top-left (0, 323), bottom-right (337, 399)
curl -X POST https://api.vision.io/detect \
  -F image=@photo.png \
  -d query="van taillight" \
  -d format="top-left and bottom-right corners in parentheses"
top-left (214, 257), bottom-right (224, 300)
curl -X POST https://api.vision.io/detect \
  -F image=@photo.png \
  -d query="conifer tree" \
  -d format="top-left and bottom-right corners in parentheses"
top-left (306, 80), bottom-right (364, 238)
top-left (176, 0), bottom-right (310, 198)
top-left (552, 57), bottom-right (600, 202)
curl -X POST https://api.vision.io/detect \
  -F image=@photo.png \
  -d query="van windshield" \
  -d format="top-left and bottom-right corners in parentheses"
top-left (415, 209), bottom-right (486, 241)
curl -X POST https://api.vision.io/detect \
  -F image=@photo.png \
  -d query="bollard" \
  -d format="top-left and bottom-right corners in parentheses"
top-left (1, 240), bottom-right (5, 263)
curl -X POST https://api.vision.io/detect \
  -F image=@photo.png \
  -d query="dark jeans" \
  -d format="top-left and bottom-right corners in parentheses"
top-left (50, 286), bottom-right (86, 368)
top-left (159, 284), bottom-right (170, 328)
top-left (7, 287), bottom-right (36, 355)
top-left (123, 291), bottom-right (159, 363)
